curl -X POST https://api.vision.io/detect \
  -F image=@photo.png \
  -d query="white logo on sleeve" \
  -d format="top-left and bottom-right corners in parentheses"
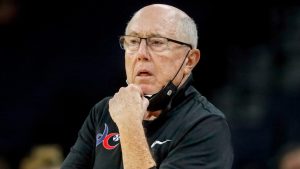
top-left (151, 140), bottom-right (172, 148)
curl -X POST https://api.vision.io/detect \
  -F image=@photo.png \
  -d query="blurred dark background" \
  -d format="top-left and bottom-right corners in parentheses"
top-left (1, 0), bottom-right (300, 169)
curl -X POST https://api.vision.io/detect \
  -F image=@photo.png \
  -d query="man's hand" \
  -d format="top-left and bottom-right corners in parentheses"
top-left (108, 84), bottom-right (156, 169)
top-left (109, 84), bottom-right (149, 126)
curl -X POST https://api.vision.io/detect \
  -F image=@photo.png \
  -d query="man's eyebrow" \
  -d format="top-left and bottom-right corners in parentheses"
top-left (149, 33), bottom-right (163, 37)
top-left (127, 32), bottom-right (139, 36)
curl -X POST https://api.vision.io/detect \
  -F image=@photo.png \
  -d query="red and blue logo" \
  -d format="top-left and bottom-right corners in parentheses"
top-left (96, 123), bottom-right (120, 150)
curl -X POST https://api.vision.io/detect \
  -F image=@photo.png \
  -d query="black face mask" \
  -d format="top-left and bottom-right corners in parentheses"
top-left (145, 81), bottom-right (177, 112)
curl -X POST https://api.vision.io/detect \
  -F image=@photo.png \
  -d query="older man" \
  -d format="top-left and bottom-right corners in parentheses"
top-left (61, 4), bottom-right (233, 169)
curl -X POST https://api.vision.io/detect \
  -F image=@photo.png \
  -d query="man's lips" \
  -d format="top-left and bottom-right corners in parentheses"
top-left (136, 70), bottom-right (153, 77)
top-left (135, 71), bottom-right (153, 83)
top-left (138, 72), bottom-right (152, 76)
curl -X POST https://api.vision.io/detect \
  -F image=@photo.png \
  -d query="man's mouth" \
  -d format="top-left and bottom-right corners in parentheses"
top-left (137, 71), bottom-right (152, 76)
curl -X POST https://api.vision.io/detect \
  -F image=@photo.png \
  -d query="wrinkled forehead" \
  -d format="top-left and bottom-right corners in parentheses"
top-left (126, 6), bottom-right (179, 38)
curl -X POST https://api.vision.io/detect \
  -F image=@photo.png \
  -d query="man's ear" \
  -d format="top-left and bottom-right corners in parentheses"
top-left (184, 49), bottom-right (200, 75)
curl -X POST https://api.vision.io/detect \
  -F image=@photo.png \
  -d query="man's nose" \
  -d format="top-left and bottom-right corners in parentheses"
top-left (136, 39), bottom-right (150, 60)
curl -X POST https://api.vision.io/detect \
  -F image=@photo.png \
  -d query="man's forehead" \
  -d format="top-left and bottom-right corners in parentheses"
top-left (126, 32), bottom-right (162, 37)
top-left (126, 17), bottom-right (177, 38)
top-left (132, 6), bottom-right (178, 24)
top-left (126, 29), bottom-right (177, 39)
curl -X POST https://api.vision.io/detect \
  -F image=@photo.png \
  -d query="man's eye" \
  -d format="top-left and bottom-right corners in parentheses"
top-left (150, 39), bottom-right (164, 46)
top-left (129, 39), bottom-right (140, 45)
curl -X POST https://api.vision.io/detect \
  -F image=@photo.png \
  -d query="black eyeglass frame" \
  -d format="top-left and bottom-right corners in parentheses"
top-left (119, 35), bottom-right (193, 51)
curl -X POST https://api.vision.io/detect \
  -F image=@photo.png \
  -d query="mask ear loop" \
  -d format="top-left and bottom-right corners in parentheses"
top-left (146, 49), bottom-right (191, 112)
top-left (165, 50), bottom-right (191, 111)
top-left (171, 49), bottom-right (191, 86)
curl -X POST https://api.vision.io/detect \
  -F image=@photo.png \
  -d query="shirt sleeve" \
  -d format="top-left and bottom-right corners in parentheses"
top-left (61, 103), bottom-right (101, 169)
top-left (159, 115), bottom-right (234, 169)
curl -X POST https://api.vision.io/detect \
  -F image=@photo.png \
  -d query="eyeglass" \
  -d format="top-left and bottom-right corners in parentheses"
top-left (119, 35), bottom-right (192, 53)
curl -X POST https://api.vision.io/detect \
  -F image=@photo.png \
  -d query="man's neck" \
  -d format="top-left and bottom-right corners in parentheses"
top-left (143, 110), bottom-right (162, 121)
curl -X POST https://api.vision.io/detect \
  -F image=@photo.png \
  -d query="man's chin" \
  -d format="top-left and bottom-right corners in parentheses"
top-left (139, 85), bottom-right (160, 95)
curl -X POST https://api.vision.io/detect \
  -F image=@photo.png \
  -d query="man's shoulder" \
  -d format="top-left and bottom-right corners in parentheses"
top-left (184, 86), bottom-right (226, 120)
top-left (93, 96), bottom-right (112, 109)
top-left (87, 96), bottom-right (112, 119)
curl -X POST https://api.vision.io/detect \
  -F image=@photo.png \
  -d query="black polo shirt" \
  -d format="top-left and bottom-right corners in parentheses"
top-left (61, 84), bottom-right (233, 169)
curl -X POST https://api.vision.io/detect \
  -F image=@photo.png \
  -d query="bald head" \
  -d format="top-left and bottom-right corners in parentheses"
top-left (125, 4), bottom-right (198, 48)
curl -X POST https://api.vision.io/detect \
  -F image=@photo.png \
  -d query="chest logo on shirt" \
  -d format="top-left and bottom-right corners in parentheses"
top-left (151, 139), bottom-right (172, 148)
top-left (96, 123), bottom-right (120, 150)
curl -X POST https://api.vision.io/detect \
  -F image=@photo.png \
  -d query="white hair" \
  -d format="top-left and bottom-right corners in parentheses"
top-left (176, 15), bottom-right (198, 48)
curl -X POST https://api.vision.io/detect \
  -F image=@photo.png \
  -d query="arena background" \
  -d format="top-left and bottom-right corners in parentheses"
top-left (1, 0), bottom-right (300, 169)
